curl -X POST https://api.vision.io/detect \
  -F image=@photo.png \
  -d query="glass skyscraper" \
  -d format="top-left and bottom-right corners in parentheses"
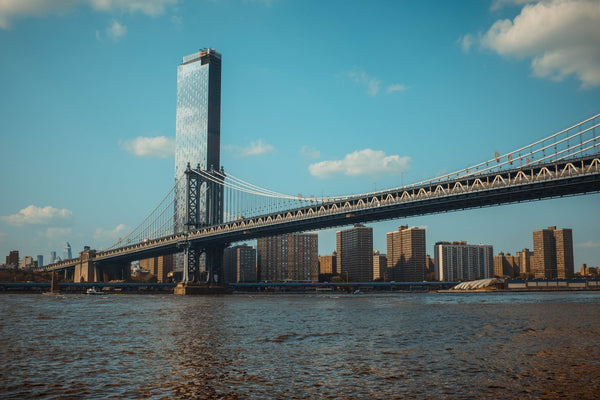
top-left (174, 49), bottom-right (222, 235)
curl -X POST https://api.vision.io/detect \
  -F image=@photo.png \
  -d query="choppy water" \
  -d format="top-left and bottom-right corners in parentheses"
top-left (1, 292), bottom-right (600, 399)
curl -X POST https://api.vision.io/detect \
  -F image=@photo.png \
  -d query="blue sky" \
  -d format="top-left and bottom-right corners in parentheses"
top-left (0, 0), bottom-right (599, 269)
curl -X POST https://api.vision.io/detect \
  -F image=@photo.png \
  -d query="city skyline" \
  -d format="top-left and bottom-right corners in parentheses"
top-left (1, 1), bottom-right (599, 268)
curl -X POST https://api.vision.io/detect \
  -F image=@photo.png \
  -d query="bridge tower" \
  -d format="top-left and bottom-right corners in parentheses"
top-left (183, 163), bottom-right (225, 283)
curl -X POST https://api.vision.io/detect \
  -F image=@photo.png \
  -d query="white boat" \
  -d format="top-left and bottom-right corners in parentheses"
top-left (87, 287), bottom-right (105, 295)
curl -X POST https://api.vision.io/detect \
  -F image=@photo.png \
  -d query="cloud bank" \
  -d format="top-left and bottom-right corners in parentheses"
top-left (476, 0), bottom-right (600, 88)
top-left (120, 136), bottom-right (175, 158)
top-left (2, 205), bottom-right (73, 226)
top-left (309, 149), bottom-right (411, 179)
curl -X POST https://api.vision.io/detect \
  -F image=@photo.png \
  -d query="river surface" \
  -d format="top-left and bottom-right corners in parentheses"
top-left (1, 291), bottom-right (600, 399)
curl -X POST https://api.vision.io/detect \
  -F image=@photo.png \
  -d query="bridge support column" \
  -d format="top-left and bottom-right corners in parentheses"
top-left (205, 244), bottom-right (225, 284)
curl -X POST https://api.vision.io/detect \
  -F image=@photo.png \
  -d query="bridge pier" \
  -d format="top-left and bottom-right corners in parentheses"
top-left (74, 249), bottom-right (96, 283)
top-left (73, 249), bottom-right (130, 282)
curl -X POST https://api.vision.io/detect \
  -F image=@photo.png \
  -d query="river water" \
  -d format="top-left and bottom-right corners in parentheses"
top-left (1, 292), bottom-right (599, 399)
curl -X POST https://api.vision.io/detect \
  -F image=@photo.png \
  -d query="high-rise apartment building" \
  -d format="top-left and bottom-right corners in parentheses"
top-left (37, 255), bottom-right (43, 268)
top-left (494, 252), bottom-right (520, 278)
top-left (515, 248), bottom-right (534, 278)
top-left (373, 250), bottom-right (387, 280)
top-left (386, 226), bottom-right (426, 282)
top-left (533, 226), bottom-right (574, 279)
top-left (318, 253), bottom-right (337, 275)
top-left (434, 241), bottom-right (494, 281)
top-left (223, 244), bottom-right (257, 283)
top-left (257, 233), bottom-right (318, 282)
top-left (50, 251), bottom-right (57, 264)
top-left (139, 255), bottom-right (174, 283)
top-left (6, 250), bottom-right (18, 267)
top-left (336, 224), bottom-right (373, 282)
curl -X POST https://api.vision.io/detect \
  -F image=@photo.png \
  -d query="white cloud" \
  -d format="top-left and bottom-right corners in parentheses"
top-left (576, 241), bottom-right (600, 248)
top-left (343, 69), bottom-right (382, 96)
top-left (106, 19), bottom-right (126, 40)
top-left (224, 139), bottom-right (276, 157)
top-left (458, 34), bottom-right (474, 53)
top-left (94, 223), bottom-right (127, 241)
top-left (308, 149), bottom-right (411, 179)
top-left (299, 145), bottom-right (320, 159)
top-left (386, 83), bottom-right (408, 93)
top-left (480, 0), bottom-right (600, 88)
top-left (1, 205), bottom-right (73, 226)
top-left (120, 136), bottom-right (175, 158)
top-left (0, 0), bottom-right (177, 29)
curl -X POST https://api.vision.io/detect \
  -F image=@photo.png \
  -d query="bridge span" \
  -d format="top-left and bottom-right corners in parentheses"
top-left (38, 153), bottom-right (600, 280)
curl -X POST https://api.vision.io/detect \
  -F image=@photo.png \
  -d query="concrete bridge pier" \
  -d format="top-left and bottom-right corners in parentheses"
top-left (74, 249), bottom-right (96, 283)
top-left (205, 244), bottom-right (225, 284)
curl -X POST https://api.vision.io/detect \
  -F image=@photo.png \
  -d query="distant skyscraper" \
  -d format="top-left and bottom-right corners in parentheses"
top-left (174, 49), bottom-right (222, 235)
top-left (37, 255), bottom-right (43, 268)
top-left (64, 242), bottom-right (72, 260)
top-left (533, 226), bottom-right (574, 279)
top-left (434, 241), bottom-right (494, 281)
top-left (386, 226), bottom-right (426, 282)
top-left (50, 251), bottom-right (57, 264)
top-left (336, 224), bottom-right (373, 282)
top-left (223, 244), bottom-right (257, 283)
top-left (257, 233), bottom-right (318, 282)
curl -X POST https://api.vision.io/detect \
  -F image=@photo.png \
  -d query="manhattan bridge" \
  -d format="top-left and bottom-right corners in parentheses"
top-left (38, 112), bottom-right (600, 283)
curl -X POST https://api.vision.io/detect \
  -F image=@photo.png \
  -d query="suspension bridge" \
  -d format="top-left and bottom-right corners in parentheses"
top-left (37, 113), bottom-right (600, 283)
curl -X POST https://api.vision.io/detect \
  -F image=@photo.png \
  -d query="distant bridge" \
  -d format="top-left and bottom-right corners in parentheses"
top-left (36, 113), bottom-right (600, 282)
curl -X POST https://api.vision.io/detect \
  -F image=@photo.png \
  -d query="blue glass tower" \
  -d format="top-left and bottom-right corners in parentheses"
top-left (174, 49), bottom-right (222, 235)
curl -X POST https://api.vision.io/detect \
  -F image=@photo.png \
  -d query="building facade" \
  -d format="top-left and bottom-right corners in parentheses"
top-left (318, 252), bottom-right (337, 282)
top-left (139, 255), bottom-right (174, 283)
top-left (373, 251), bottom-right (387, 280)
top-left (5, 250), bottom-right (18, 268)
top-left (494, 252), bottom-right (520, 278)
top-left (533, 226), bottom-right (574, 279)
top-left (434, 241), bottom-right (494, 282)
top-left (516, 248), bottom-right (535, 278)
top-left (257, 233), bottom-right (319, 282)
top-left (223, 244), bottom-right (257, 283)
top-left (386, 226), bottom-right (426, 282)
top-left (336, 224), bottom-right (373, 282)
